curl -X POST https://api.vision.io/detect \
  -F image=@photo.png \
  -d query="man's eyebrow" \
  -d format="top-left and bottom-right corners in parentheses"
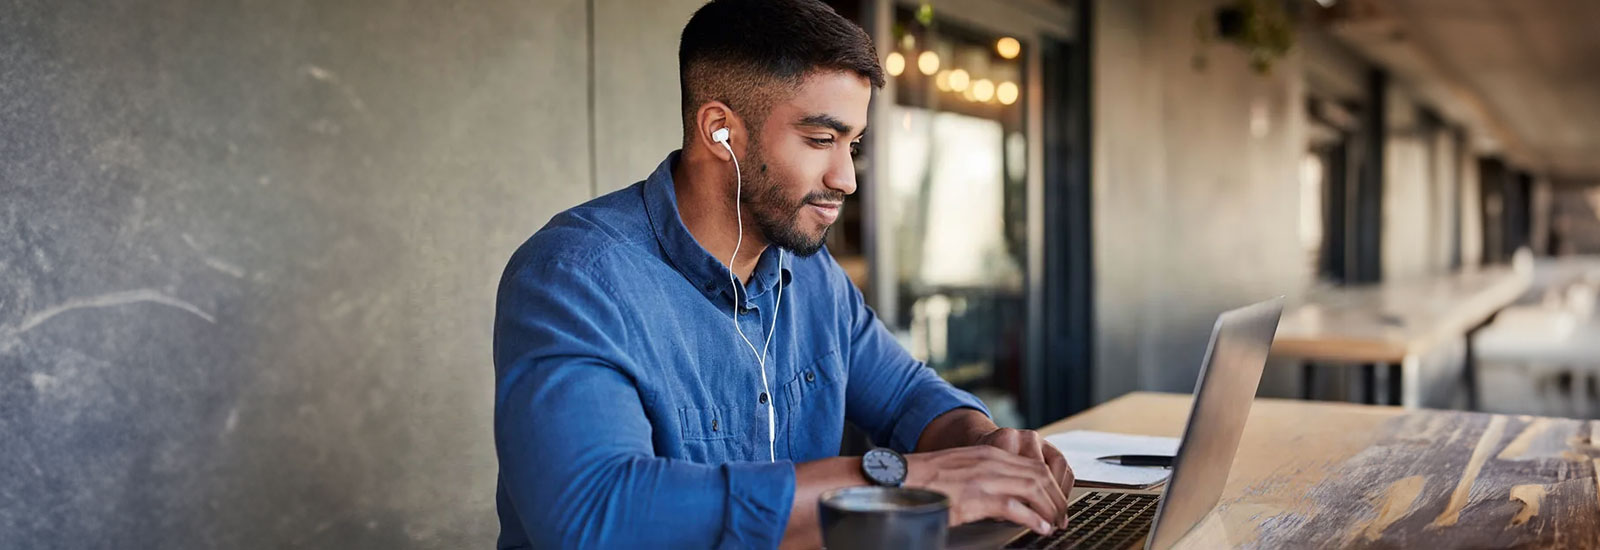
top-left (796, 113), bottom-right (867, 138)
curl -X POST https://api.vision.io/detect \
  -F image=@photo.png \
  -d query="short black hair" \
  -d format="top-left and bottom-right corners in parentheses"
top-left (678, 0), bottom-right (885, 145)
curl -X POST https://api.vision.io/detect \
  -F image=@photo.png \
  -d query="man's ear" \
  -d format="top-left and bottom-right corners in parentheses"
top-left (695, 101), bottom-right (744, 161)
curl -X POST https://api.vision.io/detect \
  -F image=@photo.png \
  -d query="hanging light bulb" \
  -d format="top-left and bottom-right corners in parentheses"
top-left (935, 70), bottom-right (952, 91)
top-left (885, 52), bottom-right (905, 77)
top-left (948, 69), bottom-right (969, 92)
top-left (972, 79), bottom-right (994, 102)
top-left (996, 81), bottom-right (1019, 105)
top-left (917, 51), bottom-right (940, 75)
top-left (996, 37), bottom-right (1021, 59)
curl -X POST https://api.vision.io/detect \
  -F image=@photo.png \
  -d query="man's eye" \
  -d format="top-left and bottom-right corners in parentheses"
top-left (849, 142), bottom-right (862, 156)
top-left (808, 137), bottom-right (835, 147)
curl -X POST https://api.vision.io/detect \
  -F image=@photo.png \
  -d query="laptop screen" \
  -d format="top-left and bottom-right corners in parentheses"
top-left (1145, 299), bottom-right (1283, 550)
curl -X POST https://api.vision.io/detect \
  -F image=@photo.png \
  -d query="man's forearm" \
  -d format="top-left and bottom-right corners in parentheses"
top-left (780, 456), bottom-right (869, 550)
top-left (915, 407), bottom-right (999, 452)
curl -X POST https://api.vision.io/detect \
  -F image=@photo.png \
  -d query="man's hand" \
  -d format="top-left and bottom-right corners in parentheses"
top-left (913, 410), bottom-right (1077, 534)
top-left (974, 427), bottom-right (1076, 504)
top-left (904, 445), bottom-right (1068, 535)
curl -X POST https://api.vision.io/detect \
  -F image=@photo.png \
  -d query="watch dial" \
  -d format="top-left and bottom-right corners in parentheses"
top-left (864, 449), bottom-right (906, 485)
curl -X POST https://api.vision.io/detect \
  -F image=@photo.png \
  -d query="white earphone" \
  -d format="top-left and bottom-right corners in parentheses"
top-left (714, 126), bottom-right (784, 463)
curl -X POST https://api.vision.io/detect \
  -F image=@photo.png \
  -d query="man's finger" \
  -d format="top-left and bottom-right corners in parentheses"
top-left (1000, 498), bottom-right (1054, 535)
top-left (1042, 446), bottom-right (1074, 527)
top-left (1017, 432), bottom-right (1045, 463)
top-left (1022, 440), bottom-right (1069, 525)
top-left (1043, 443), bottom-right (1073, 490)
top-left (984, 473), bottom-right (1063, 527)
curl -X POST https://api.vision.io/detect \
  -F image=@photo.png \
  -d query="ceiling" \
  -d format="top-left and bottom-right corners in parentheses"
top-left (1323, 0), bottom-right (1600, 181)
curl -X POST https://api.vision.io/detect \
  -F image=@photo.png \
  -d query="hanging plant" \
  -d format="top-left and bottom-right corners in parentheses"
top-left (1194, 0), bottom-right (1297, 74)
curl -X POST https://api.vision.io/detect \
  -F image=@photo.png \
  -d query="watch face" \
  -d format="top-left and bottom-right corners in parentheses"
top-left (863, 448), bottom-right (907, 487)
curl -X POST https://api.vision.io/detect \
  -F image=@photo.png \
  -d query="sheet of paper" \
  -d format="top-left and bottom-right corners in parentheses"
top-left (1045, 430), bottom-right (1181, 488)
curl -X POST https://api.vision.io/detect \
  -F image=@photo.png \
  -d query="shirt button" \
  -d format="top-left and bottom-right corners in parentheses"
top-left (711, 419), bottom-right (719, 431)
top-left (805, 371), bottom-right (815, 383)
top-left (759, 392), bottom-right (769, 404)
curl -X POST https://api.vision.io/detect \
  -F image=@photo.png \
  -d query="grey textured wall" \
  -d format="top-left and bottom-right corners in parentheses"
top-left (593, 0), bottom-right (706, 194)
top-left (0, 0), bottom-right (602, 546)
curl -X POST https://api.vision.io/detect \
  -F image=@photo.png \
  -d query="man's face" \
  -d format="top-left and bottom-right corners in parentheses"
top-left (739, 70), bottom-right (871, 257)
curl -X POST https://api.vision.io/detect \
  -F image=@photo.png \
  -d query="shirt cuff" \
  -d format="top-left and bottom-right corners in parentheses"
top-left (717, 460), bottom-right (796, 550)
top-left (889, 384), bottom-right (991, 453)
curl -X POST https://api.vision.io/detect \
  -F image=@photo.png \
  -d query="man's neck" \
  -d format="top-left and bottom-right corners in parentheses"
top-left (673, 147), bottom-right (766, 284)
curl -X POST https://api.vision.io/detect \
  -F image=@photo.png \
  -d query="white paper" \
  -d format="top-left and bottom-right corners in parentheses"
top-left (1045, 430), bottom-right (1181, 488)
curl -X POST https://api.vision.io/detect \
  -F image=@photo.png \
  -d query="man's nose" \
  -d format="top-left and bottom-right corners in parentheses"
top-left (824, 151), bottom-right (857, 196)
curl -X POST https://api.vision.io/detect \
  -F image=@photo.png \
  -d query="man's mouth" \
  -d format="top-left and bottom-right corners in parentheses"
top-left (807, 201), bottom-right (842, 224)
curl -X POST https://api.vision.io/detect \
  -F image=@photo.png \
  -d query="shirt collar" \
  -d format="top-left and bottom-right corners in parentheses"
top-left (643, 151), bottom-right (793, 305)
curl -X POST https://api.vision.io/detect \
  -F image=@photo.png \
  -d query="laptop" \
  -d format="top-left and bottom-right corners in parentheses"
top-left (949, 298), bottom-right (1284, 550)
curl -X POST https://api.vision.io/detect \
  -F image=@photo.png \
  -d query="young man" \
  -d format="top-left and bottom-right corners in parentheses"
top-left (493, 1), bottom-right (1073, 547)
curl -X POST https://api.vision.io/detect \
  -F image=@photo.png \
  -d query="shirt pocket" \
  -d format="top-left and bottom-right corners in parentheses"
top-left (679, 406), bottom-right (738, 464)
top-left (784, 348), bottom-right (847, 461)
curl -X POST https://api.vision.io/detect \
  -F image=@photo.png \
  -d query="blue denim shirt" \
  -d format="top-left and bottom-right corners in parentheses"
top-left (493, 151), bottom-right (988, 549)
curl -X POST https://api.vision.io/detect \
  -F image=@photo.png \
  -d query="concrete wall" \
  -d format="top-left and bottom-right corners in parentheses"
top-left (1429, 127), bottom-right (1461, 269)
top-left (1091, 0), bottom-right (1311, 401)
top-left (0, 0), bottom-right (698, 547)
top-left (1461, 142), bottom-right (1486, 265)
top-left (594, 0), bottom-right (706, 193)
top-left (1383, 89), bottom-right (1438, 281)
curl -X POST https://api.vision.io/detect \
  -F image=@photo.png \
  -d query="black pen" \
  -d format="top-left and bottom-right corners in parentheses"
top-left (1096, 454), bottom-right (1174, 468)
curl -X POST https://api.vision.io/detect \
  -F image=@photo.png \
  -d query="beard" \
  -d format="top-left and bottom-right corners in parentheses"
top-left (736, 140), bottom-right (844, 258)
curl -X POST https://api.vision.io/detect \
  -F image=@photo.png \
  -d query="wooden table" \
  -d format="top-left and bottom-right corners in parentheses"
top-left (1042, 392), bottom-right (1600, 548)
top-left (1271, 266), bottom-right (1532, 408)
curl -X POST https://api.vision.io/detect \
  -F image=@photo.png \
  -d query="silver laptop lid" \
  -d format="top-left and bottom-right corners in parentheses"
top-left (1145, 298), bottom-right (1283, 550)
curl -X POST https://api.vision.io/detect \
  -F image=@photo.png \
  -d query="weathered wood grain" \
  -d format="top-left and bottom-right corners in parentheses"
top-left (1043, 392), bottom-right (1600, 549)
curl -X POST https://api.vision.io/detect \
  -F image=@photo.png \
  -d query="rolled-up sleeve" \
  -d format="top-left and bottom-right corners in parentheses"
top-left (494, 258), bottom-right (795, 549)
top-left (837, 276), bottom-right (990, 453)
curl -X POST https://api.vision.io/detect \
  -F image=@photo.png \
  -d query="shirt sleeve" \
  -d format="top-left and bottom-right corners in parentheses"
top-left (493, 257), bottom-right (795, 549)
top-left (837, 272), bottom-right (991, 453)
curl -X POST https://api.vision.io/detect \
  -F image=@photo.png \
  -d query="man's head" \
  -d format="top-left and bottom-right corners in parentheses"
top-left (679, 0), bottom-right (884, 257)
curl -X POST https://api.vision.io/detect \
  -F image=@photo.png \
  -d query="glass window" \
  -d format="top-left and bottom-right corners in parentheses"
top-left (879, 6), bottom-right (1030, 427)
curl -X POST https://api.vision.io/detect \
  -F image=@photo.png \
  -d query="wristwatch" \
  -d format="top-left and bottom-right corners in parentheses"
top-left (861, 447), bottom-right (908, 487)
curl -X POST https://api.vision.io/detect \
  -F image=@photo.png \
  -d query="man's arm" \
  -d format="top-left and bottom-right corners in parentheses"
top-left (498, 356), bottom-right (795, 548)
top-left (782, 457), bottom-right (866, 549)
top-left (917, 407), bottom-right (1001, 452)
top-left (496, 258), bottom-right (794, 548)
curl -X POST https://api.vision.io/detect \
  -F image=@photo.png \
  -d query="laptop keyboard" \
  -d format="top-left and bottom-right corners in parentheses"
top-left (1003, 492), bottom-right (1161, 550)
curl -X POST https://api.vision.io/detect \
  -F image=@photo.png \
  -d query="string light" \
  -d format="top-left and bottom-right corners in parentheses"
top-left (885, 52), bottom-right (905, 76)
top-left (917, 51), bottom-right (940, 75)
top-left (997, 81), bottom-right (1018, 105)
top-left (996, 37), bottom-right (1021, 59)
top-left (972, 79), bottom-right (994, 102)
top-left (949, 69), bottom-right (969, 92)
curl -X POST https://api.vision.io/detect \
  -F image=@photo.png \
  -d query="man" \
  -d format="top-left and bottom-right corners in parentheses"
top-left (493, 1), bottom-right (1073, 547)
